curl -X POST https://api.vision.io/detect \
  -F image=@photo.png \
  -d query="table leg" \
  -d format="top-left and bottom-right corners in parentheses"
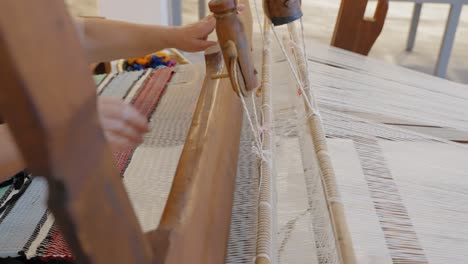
top-left (435, 3), bottom-right (462, 78)
top-left (406, 3), bottom-right (422, 51)
top-left (199, 0), bottom-right (206, 20)
top-left (171, 0), bottom-right (182, 26)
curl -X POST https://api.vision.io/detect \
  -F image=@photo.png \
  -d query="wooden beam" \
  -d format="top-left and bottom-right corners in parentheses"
top-left (0, 1), bottom-right (151, 263)
top-left (148, 47), bottom-right (243, 264)
top-left (148, 2), bottom-right (255, 262)
top-left (332, 0), bottom-right (388, 55)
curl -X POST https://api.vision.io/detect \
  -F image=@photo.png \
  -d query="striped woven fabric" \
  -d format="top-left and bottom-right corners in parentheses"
top-left (0, 67), bottom-right (174, 262)
top-left (114, 69), bottom-right (174, 174)
top-left (99, 71), bottom-right (144, 99)
top-left (92, 74), bottom-right (107, 87)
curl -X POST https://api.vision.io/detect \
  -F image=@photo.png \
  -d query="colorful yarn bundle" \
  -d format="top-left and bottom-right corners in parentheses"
top-left (125, 51), bottom-right (177, 71)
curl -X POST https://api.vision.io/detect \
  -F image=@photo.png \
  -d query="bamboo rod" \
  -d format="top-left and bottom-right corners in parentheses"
top-left (288, 21), bottom-right (357, 264)
top-left (255, 18), bottom-right (275, 264)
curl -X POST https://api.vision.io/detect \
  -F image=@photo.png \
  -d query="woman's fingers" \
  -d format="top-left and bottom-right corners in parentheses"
top-left (192, 38), bottom-right (218, 51)
top-left (105, 131), bottom-right (139, 152)
top-left (237, 3), bottom-right (245, 13)
top-left (120, 102), bottom-right (149, 133)
top-left (102, 117), bottom-right (144, 144)
top-left (171, 3), bottom-right (246, 52)
top-left (98, 97), bottom-right (149, 151)
top-left (198, 15), bottom-right (216, 38)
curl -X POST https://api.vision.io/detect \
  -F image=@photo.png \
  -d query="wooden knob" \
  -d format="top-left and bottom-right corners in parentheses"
top-left (209, 0), bottom-right (237, 14)
top-left (209, 0), bottom-right (258, 96)
top-left (263, 0), bottom-right (303, 26)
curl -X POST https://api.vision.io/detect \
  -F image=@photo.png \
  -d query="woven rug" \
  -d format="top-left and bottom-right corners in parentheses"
top-left (92, 74), bottom-right (107, 87)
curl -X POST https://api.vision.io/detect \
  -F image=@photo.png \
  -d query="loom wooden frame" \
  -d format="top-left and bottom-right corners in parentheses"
top-left (0, 0), bottom-right (384, 263)
top-left (0, 0), bottom-right (252, 263)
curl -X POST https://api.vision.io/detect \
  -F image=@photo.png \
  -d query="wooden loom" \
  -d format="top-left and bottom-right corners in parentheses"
top-left (0, 0), bottom-right (387, 263)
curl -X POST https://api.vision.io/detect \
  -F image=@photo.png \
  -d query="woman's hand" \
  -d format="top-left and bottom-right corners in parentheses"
top-left (170, 16), bottom-right (218, 52)
top-left (170, 4), bottom-right (245, 52)
top-left (98, 97), bottom-right (149, 151)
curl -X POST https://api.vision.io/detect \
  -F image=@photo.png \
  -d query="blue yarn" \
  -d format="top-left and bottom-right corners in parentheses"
top-left (132, 63), bottom-right (145, 71)
top-left (148, 55), bottom-right (166, 69)
top-left (126, 54), bottom-right (172, 71)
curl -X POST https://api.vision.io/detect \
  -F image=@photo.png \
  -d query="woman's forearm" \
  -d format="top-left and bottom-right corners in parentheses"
top-left (0, 125), bottom-right (25, 182)
top-left (78, 16), bottom-right (216, 63)
top-left (79, 18), bottom-right (173, 63)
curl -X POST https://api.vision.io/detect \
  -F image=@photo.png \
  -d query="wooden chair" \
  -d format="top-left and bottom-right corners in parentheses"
top-left (332, 0), bottom-right (389, 55)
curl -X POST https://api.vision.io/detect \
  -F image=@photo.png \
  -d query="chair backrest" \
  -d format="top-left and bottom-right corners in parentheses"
top-left (332, 0), bottom-right (389, 55)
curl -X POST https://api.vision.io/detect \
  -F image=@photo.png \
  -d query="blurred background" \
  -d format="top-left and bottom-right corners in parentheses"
top-left (66, 0), bottom-right (468, 84)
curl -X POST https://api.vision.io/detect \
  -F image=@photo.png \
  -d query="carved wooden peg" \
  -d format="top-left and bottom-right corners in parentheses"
top-left (263, 0), bottom-right (303, 26)
top-left (209, 0), bottom-right (258, 97)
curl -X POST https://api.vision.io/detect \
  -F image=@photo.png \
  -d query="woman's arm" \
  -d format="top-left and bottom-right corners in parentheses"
top-left (78, 16), bottom-right (217, 63)
top-left (0, 124), bottom-right (25, 182)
